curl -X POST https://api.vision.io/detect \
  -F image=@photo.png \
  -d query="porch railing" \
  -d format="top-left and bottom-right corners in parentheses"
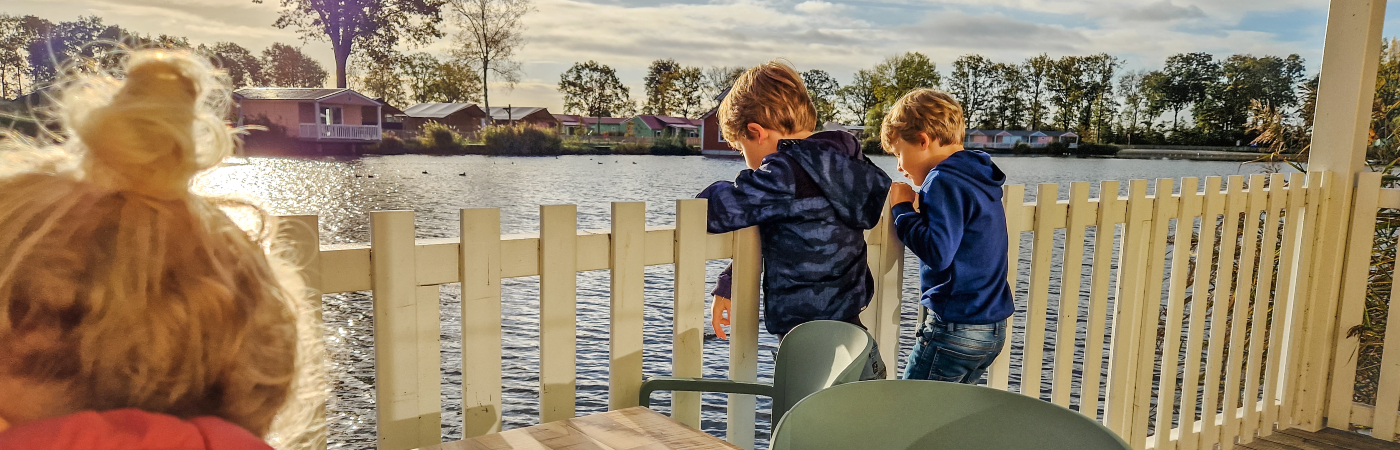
top-left (279, 171), bottom-right (1396, 450)
top-left (298, 123), bottom-right (382, 141)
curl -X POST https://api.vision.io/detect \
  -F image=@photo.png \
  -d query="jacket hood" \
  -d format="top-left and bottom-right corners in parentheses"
top-left (929, 150), bottom-right (1005, 195)
top-left (0, 409), bottom-right (272, 450)
top-left (779, 131), bottom-right (892, 229)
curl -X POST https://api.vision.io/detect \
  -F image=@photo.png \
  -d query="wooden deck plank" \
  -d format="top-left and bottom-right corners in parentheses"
top-left (420, 407), bottom-right (741, 450)
top-left (1238, 428), bottom-right (1400, 450)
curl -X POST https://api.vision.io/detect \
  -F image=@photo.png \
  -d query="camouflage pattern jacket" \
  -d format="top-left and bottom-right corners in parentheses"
top-left (701, 131), bottom-right (892, 335)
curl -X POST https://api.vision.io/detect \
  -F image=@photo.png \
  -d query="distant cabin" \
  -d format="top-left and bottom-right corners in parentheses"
top-left (489, 107), bottom-right (557, 128)
top-left (700, 88), bottom-right (739, 157)
top-left (965, 129), bottom-right (1080, 151)
top-left (233, 87), bottom-right (384, 155)
top-left (403, 103), bottom-right (489, 136)
top-left (628, 114), bottom-right (701, 138)
top-left (553, 114), bottom-right (630, 136)
top-left (823, 122), bottom-right (866, 139)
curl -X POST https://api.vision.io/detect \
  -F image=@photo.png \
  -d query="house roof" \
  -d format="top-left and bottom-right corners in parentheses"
top-left (488, 106), bottom-right (549, 121)
top-left (553, 114), bottom-right (582, 126)
top-left (403, 103), bottom-right (483, 118)
top-left (633, 114), bottom-right (702, 130)
top-left (234, 88), bottom-right (381, 106)
top-left (968, 129), bottom-right (1071, 138)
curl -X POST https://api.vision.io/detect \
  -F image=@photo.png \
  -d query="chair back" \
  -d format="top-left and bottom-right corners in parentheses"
top-left (769, 320), bottom-right (874, 422)
top-left (770, 379), bottom-right (1131, 450)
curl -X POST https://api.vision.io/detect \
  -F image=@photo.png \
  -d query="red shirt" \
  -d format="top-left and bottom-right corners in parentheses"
top-left (0, 409), bottom-right (272, 450)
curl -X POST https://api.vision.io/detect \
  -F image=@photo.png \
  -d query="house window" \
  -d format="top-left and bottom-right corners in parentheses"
top-left (319, 106), bottom-right (343, 125)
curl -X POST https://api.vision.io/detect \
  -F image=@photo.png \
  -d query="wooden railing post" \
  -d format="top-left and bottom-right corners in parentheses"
top-left (370, 210), bottom-right (442, 450)
top-left (1084, 181), bottom-right (1125, 421)
top-left (1105, 179), bottom-right (1152, 441)
top-left (860, 199), bottom-right (904, 376)
top-left (1325, 172), bottom-right (1383, 429)
top-left (609, 202), bottom-right (647, 410)
top-left (673, 199), bottom-right (707, 428)
top-left (728, 225), bottom-right (761, 450)
top-left (990, 184), bottom-right (1029, 391)
top-left (539, 204), bottom-right (579, 423)
top-left (460, 208), bottom-right (503, 436)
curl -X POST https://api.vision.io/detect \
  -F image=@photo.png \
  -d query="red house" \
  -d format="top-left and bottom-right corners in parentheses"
top-left (700, 88), bottom-right (739, 157)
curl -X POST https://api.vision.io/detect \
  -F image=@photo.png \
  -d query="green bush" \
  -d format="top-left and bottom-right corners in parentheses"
top-left (650, 134), bottom-right (696, 155)
top-left (862, 137), bottom-right (884, 155)
top-left (480, 123), bottom-right (562, 155)
top-left (367, 131), bottom-right (408, 154)
top-left (416, 121), bottom-right (464, 153)
top-left (1073, 142), bottom-right (1120, 157)
top-left (611, 141), bottom-right (652, 155)
top-left (1010, 142), bottom-right (1033, 155)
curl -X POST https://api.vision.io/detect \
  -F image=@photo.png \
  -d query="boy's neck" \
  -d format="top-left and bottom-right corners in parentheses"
top-left (744, 130), bottom-right (814, 168)
top-left (929, 144), bottom-right (965, 167)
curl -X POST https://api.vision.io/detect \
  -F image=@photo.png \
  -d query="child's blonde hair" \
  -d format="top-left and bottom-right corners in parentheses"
top-left (0, 49), bottom-right (325, 448)
top-left (718, 60), bottom-right (818, 142)
top-left (881, 88), bottom-right (966, 152)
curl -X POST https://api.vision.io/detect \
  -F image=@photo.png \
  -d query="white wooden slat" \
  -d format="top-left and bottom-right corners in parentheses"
top-left (539, 204), bottom-right (579, 423)
top-left (1220, 174), bottom-right (1269, 449)
top-left (1281, 172), bottom-right (1326, 428)
top-left (990, 184), bottom-right (1027, 390)
top-left (321, 246), bottom-right (371, 293)
top-left (1296, 170), bottom-right (1348, 431)
top-left (1241, 174), bottom-right (1286, 442)
top-left (1262, 173), bottom-right (1305, 434)
top-left (728, 226), bottom-right (761, 450)
top-left (1177, 176), bottom-right (1225, 450)
top-left (1379, 187), bottom-right (1400, 210)
top-left (860, 199), bottom-right (905, 376)
top-left (460, 208), bottom-right (503, 436)
top-left (672, 199), bottom-right (707, 428)
top-left (370, 211), bottom-right (441, 450)
top-left (707, 231), bottom-right (736, 261)
top-left (1052, 182), bottom-right (1092, 408)
top-left (278, 215), bottom-right (328, 449)
top-left (1106, 179), bottom-right (1152, 442)
top-left (502, 237), bottom-right (541, 278)
top-left (1198, 176), bottom-right (1247, 450)
top-left (609, 203), bottom-right (646, 410)
top-left (1129, 178), bottom-right (1177, 447)
top-left (1025, 183), bottom-right (1060, 401)
top-left (1374, 221), bottom-right (1400, 439)
top-left (1084, 180), bottom-right (1124, 421)
top-left (1153, 178), bottom-right (1203, 450)
top-left (1326, 172), bottom-right (1383, 430)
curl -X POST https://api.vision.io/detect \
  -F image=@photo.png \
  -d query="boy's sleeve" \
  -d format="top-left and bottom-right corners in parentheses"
top-left (711, 263), bottom-right (733, 299)
top-left (891, 179), bottom-right (966, 272)
top-left (696, 157), bottom-right (797, 233)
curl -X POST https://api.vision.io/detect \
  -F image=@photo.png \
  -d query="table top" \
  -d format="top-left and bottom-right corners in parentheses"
top-left (416, 407), bottom-right (744, 450)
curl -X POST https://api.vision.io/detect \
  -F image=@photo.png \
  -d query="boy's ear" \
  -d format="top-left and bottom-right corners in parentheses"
top-left (746, 123), bottom-right (765, 142)
top-left (918, 132), bottom-right (933, 150)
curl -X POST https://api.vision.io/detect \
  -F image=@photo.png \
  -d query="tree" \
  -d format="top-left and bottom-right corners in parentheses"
top-left (558, 60), bottom-right (631, 117)
top-left (400, 52), bottom-right (481, 103)
top-left (1196, 54), bottom-right (1306, 134)
top-left (26, 16), bottom-right (120, 85)
top-left (1046, 55), bottom-right (1086, 131)
top-left (802, 69), bottom-right (841, 125)
top-left (837, 69), bottom-right (879, 126)
top-left (0, 14), bottom-right (49, 98)
top-left (350, 51), bottom-right (408, 107)
top-left (447, 0), bottom-right (532, 116)
top-left (261, 43), bottom-right (328, 88)
top-left (948, 54), bottom-right (996, 127)
top-left (865, 52), bottom-right (940, 132)
top-left (1117, 70), bottom-right (1149, 144)
top-left (1081, 53), bottom-right (1121, 141)
top-left (1145, 52), bottom-right (1219, 130)
top-left (986, 62), bottom-right (1027, 130)
top-left (1023, 54), bottom-right (1053, 130)
top-left (673, 66), bottom-right (705, 118)
top-left (256, 0), bottom-right (444, 88)
top-left (704, 65), bottom-right (745, 109)
top-left (206, 42), bottom-right (264, 88)
top-left (643, 58), bottom-right (682, 116)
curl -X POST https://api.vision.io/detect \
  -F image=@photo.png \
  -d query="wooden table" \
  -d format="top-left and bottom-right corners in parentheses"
top-left (416, 407), bottom-right (743, 450)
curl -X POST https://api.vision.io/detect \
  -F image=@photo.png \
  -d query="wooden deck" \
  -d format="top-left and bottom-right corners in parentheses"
top-left (1238, 428), bottom-right (1400, 450)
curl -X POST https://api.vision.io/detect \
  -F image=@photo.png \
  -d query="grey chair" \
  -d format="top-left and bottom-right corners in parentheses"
top-left (639, 320), bottom-right (874, 424)
top-left (770, 379), bottom-right (1131, 450)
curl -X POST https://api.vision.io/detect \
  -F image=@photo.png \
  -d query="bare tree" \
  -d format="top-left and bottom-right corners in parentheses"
top-left (447, 0), bottom-right (532, 115)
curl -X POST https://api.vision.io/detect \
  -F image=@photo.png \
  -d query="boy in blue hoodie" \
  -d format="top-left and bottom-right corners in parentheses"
top-left (884, 88), bottom-right (1013, 384)
top-left (701, 61), bottom-right (892, 379)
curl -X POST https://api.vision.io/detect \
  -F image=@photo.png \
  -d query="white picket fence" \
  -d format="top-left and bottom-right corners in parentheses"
top-left (280, 170), bottom-right (1400, 450)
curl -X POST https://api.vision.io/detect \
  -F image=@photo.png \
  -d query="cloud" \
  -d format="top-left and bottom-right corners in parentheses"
top-left (898, 12), bottom-right (1091, 54)
top-left (1119, 0), bottom-right (1207, 22)
top-left (794, 1), bottom-right (846, 15)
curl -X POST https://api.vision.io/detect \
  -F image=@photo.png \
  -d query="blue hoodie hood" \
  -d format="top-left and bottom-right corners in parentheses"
top-left (779, 131), bottom-right (892, 229)
top-left (922, 149), bottom-right (1006, 193)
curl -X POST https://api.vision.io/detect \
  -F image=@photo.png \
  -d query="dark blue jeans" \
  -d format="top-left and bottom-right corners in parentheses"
top-left (901, 314), bottom-right (1005, 383)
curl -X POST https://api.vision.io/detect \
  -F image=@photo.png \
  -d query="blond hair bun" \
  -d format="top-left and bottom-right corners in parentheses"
top-left (66, 50), bottom-right (235, 199)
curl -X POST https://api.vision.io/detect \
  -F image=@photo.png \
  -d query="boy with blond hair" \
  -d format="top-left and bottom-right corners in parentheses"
top-left (884, 88), bottom-right (1013, 383)
top-left (701, 61), bottom-right (891, 379)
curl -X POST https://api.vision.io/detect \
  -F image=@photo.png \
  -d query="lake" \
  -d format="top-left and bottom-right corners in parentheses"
top-left (194, 154), bottom-right (1291, 448)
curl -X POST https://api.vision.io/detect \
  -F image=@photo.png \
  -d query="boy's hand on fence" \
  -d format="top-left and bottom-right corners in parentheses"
top-left (890, 182), bottom-right (918, 211)
top-left (712, 295), bottom-right (732, 340)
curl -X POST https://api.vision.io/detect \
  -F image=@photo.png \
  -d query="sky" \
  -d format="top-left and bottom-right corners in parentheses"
top-left (5, 0), bottom-right (1398, 114)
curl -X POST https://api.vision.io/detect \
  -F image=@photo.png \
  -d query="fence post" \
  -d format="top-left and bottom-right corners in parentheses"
top-left (279, 215), bottom-right (328, 450)
top-left (609, 202), bottom-right (647, 410)
top-left (370, 210), bottom-right (442, 450)
top-left (990, 184), bottom-right (1028, 391)
top-left (1105, 179), bottom-right (1152, 442)
top-left (1084, 180), bottom-right (1125, 422)
top-left (860, 198), bottom-right (904, 377)
top-left (1325, 172), bottom-right (1383, 429)
top-left (1303, 0), bottom-right (1386, 431)
top-left (539, 204), bottom-right (579, 423)
top-left (673, 199), bottom-right (708, 428)
top-left (460, 208), bottom-right (503, 436)
top-left (729, 225), bottom-right (762, 450)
